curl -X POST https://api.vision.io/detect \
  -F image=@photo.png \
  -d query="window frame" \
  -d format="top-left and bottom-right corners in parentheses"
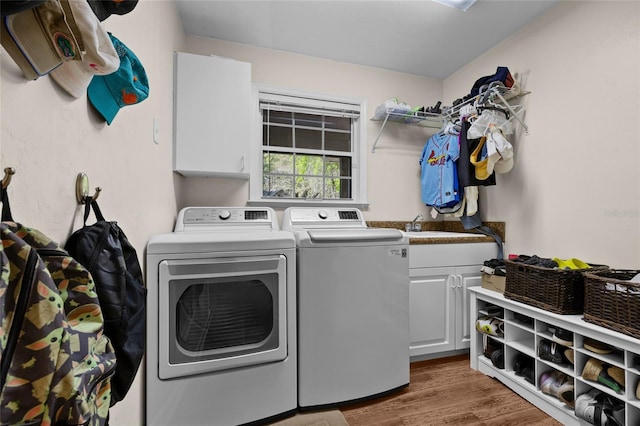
top-left (248, 84), bottom-right (368, 208)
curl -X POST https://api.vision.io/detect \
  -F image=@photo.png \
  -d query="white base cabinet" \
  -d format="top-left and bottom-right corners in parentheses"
top-left (470, 287), bottom-right (640, 426)
top-left (174, 52), bottom-right (251, 178)
top-left (409, 242), bottom-right (496, 358)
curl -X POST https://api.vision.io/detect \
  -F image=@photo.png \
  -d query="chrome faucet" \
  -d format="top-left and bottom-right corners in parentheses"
top-left (406, 214), bottom-right (424, 232)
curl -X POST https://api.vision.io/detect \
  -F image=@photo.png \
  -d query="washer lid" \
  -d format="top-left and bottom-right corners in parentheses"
top-left (307, 228), bottom-right (404, 243)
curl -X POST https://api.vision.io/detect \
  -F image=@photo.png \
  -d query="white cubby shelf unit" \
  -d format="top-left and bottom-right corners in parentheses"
top-left (470, 286), bottom-right (640, 426)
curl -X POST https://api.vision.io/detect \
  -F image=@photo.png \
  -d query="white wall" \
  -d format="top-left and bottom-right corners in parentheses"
top-left (1, 2), bottom-right (185, 424)
top-left (180, 36), bottom-right (443, 222)
top-left (444, 1), bottom-right (640, 268)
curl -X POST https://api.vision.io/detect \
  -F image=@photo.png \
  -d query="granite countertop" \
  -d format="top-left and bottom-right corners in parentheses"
top-left (366, 221), bottom-right (505, 245)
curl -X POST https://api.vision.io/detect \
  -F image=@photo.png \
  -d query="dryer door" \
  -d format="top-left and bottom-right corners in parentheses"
top-left (158, 255), bottom-right (287, 379)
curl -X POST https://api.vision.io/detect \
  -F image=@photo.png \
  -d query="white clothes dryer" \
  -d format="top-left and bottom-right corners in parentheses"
top-left (281, 207), bottom-right (410, 410)
top-left (146, 207), bottom-right (296, 426)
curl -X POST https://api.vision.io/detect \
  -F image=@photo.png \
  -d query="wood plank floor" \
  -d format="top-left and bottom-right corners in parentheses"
top-left (340, 355), bottom-right (563, 426)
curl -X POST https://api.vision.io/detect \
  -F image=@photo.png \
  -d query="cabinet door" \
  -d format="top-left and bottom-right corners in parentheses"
top-left (409, 267), bottom-right (456, 357)
top-left (454, 265), bottom-right (483, 349)
top-left (174, 52), bottom-right (251, 178)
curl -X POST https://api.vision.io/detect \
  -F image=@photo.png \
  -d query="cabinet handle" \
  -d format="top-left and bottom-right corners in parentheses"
top-left (240, 155), bottom-right (245, 171)
top-left (450, 274), bottom-right (462, 289)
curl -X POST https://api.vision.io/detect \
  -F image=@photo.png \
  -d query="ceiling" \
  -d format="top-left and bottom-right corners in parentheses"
top-left (175, 0), bottom-right (559, 79)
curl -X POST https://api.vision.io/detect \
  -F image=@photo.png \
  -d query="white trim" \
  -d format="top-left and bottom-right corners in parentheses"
top-left (257, 85), bottom-right (363, 111)
top-left (249, 84), bottom-right (368, 207)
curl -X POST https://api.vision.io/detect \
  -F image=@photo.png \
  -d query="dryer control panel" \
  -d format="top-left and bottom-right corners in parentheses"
top-left (175, 207), bottom-right (278, 231)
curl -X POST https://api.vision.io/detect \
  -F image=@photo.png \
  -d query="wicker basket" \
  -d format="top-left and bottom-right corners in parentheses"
top-left (583, 269), bottom-right (640, 339)
top-left (504, 259), bottom-right (606, 315)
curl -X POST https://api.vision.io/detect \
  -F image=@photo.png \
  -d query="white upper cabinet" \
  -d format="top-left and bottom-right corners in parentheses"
top-left (173, 52), bottom-right (251, 178)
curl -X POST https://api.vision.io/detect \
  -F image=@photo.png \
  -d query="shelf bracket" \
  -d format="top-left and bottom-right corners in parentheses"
top-left (491, 88), bottom-right (529, 135)
top-left (371, 113), bottom-right (391, 153)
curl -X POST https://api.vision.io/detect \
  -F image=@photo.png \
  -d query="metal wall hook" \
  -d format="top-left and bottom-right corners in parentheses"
top-left (76, 172), bottom-right (102, 204)
top-left (2, 167), bottom-right (16, 189)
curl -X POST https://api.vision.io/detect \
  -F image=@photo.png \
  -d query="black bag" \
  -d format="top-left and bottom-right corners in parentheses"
top-left (65, 197), bottom-right (146, 406)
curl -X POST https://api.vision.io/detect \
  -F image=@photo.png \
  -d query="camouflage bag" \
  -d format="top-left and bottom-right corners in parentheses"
top-left (0, 221), bottom-right (116, 426)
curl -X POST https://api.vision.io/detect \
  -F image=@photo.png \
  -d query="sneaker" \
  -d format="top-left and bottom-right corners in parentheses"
top-left (538, 339), bottom-right (566, 364)
top-left (552, 327), bottom-right (573, 346)
top-left (476, 316), bottom-right (504, 336)
top-left (575, 389), bottom-right (625, 426)
top-left (540, 370), bottom-right (574, 407)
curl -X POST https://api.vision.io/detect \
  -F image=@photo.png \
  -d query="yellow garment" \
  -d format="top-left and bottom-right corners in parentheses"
top-left (470, 137), bottom-right (490, 180)
top-left (552, 258), bottom-right (590, 270)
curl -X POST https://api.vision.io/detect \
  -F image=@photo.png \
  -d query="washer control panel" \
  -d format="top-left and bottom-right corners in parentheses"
top-left (282, 207), bottom-right (366, 229)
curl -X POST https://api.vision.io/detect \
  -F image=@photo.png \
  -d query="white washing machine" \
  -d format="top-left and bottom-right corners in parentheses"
top-left (281, 207), bottom-right (410, 409)
top-left (146, 207), bottom-right (297, 426)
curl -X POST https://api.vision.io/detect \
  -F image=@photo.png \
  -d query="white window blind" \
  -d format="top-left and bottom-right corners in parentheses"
top-left (249, 86), bottom-right (368, 207)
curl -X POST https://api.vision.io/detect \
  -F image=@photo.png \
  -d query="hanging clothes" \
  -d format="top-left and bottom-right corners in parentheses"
top-left (419, 132), bottom-right (460, 208)
top-left (485, 126), bottom-right (514, 174)
top-left (468, 108), bottom-right (513, 139)
top-left (457, 120), bottom-right (496, 187)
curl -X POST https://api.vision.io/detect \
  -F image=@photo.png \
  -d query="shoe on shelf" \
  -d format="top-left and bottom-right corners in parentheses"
top-left (634, 355), bottom-right (640, 370)
top-left (575, 389), bottom-right (625, 426)
top-left (607, 366), bottom-right (625, 389)
top-left (538, 339), bottom-right (567, 364)
top-left (557, 382), bottom-right (575, 408)
top-left (476, 316), bottom-right (504, 336)
top-left (485, 305), bottom-right (503, 317)
top-left (552, 327), bottom-right (573, 346)
top-left (540, 370), bottom-right (574, 407)
top-left (490, 348), bottom-right (504, 369)
top-left (483, 335), bottom-right (503, 367)
top-left (582, 358), bottom-right (624, 394)
top-left (513, 312), bottom-right (534, 326)
top-left (584, 338), bottom-right (614, 354)
top-left (564, 348), bottom-right (575, 365)
top-left (513, 354), bottom-right (535, 384)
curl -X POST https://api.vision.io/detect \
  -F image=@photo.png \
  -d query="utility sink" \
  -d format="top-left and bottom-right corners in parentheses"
top-left (403, 231), bottom-right (485, 239)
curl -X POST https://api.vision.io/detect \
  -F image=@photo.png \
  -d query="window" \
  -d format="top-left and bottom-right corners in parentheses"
top-left (249, 86), bottom-right (368, 207)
